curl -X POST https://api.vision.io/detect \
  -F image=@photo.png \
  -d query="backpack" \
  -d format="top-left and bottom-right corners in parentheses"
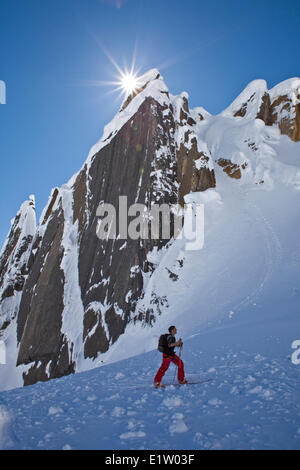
top-left (158, 333), bottom-right (169, 353)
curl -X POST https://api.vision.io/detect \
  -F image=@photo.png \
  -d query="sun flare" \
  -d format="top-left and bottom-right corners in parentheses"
top-left (87, 42), bottom-right (143, 103)
top-left (119, 71), bottom-right (140, 96)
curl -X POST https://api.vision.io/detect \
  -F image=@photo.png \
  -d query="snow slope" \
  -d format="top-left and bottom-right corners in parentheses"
top-left (0, 294), bottom-right (299, 449)
top-left (1, 165), bottom-right (300, 449)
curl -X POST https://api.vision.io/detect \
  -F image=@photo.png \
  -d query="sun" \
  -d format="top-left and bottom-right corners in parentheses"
top-left (86, 41), bottom-right (143, 103)
top-left (119, 71), bottom-right (140, 97)
top-left (96, 66), bottom-right (142, 102)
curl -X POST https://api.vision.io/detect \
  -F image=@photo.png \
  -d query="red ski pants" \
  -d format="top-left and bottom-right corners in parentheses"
top-left (154, 354), bottom-right (185, 384)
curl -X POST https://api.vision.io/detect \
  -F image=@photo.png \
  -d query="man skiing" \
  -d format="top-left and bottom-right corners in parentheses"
top-left (154, 325), bottom-right (188, 388)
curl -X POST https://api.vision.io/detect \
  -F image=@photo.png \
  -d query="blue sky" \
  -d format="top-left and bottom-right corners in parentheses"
top-left (0, 0), bottom-right (299, 247)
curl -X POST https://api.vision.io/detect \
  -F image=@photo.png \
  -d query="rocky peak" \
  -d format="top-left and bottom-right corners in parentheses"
top-left (222, 79), bottom-right (268, 120)
top-left (7, 69), bottom-right (216, 386)
top-left (222, 77), bottom-right (300, 142)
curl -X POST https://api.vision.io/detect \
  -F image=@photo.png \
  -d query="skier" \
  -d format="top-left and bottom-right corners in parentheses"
top-left (154, 325), bottom-right (188, 388)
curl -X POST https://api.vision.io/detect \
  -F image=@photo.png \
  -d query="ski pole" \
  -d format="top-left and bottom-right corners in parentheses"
top-left (172, 361), bottom-right (177, 384)
top-left (173, 344), bottom-right (182, 384)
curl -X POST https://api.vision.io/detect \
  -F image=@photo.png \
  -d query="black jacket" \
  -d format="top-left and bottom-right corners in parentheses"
top-left (164, 334), bottom-right (176, 356)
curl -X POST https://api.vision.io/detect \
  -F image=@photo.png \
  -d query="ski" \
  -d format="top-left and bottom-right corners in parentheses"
top-left (161, 379), bottom-right (212, 387)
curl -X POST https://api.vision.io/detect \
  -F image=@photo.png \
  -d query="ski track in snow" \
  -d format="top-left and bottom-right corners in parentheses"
top-left (229, 186), bottom-right (282, 313)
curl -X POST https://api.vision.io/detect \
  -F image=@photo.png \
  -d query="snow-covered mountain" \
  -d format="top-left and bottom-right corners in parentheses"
top-left (0, 69), bottom-right (300, 392)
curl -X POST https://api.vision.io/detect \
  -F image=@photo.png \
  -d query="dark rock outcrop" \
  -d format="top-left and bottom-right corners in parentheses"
top-left (0, 196), bottom-right (36, 331)
top-left (256, 81), bottom-right (300, 142)
top-left (217, 158), bottom-right (245, 179)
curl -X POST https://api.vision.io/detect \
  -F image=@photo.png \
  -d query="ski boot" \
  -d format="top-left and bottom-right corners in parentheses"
top-left (178, 379), bottom-right (188, 385)
top-left (154, 382), bottom-right (165, 389)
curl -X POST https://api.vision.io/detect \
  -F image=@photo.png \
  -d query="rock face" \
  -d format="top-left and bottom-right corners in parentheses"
top-left (0, 71), bottom-right (299, 388)
top-left (0, 196), bottom-right (36, 333)
top-left (257, 91), bottom-right (300, 142)
top-left (217, 159), bottom-right (243, 179)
